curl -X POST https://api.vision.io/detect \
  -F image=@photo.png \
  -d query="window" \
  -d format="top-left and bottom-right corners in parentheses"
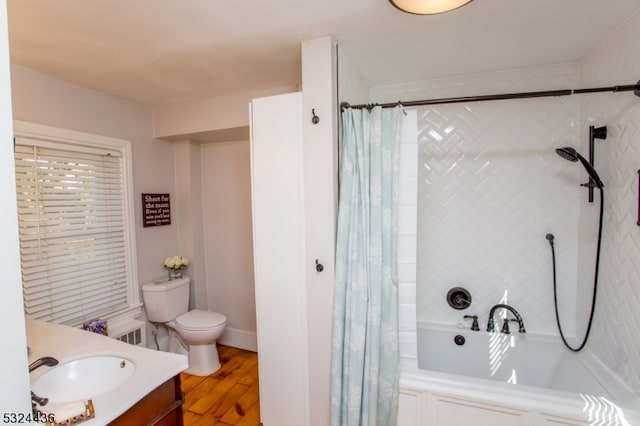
top-left (14, 121), bottom-right (139, 325)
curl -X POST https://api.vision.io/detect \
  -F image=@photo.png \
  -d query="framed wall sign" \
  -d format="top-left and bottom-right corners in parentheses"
top-left (142, 193), bottom-right (171, 227)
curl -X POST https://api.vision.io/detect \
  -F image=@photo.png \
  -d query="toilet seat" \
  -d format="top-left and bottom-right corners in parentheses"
top-left (176, 309), bottom-right (226, 331)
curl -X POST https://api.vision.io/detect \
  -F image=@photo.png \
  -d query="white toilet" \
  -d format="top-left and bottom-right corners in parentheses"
top-left (142, 276), bottom-right (227, 376)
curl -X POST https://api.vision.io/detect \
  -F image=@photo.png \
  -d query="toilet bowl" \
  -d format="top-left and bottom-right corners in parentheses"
top-left (142, 276), bottom-right (227, 376)
top-left (173, 309), bottom-right (227, 375)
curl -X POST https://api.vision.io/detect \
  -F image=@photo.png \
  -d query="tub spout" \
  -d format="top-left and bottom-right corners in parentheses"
top-left (487, 304), bottom-right (526, 333)
top-left (29, 356), bottom-right (59, 373)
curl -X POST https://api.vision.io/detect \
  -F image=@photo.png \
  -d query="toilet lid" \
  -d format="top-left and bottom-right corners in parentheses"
top-left (176, 309), bottom-right (226, 331)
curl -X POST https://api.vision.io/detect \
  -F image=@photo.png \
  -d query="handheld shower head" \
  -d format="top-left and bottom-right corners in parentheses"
top-left (555, 147), bottom-right (604, 189)
top-left (556, 147), bottom-right (579, 162)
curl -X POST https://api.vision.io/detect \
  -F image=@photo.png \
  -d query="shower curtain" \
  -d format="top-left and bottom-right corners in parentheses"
top-left (331, 105), bottom-right (403, 426)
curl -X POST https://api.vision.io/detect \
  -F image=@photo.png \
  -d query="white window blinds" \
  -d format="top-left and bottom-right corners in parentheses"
top-left (15, 139), bottom-right (130, 325)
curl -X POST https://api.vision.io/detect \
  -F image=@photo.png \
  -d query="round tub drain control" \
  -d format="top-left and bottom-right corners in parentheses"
top-left (454, 335), bottom-right (466, 346)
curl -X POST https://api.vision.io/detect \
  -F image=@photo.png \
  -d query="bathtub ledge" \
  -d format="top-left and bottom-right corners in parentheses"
top-left (400, 356), bottom-right (640, 425)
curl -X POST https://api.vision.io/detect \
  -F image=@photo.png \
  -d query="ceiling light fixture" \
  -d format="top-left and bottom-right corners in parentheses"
top-left (389, 0), bottom-right (473, 15)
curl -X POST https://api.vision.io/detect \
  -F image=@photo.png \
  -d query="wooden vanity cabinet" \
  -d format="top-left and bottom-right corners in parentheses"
top-left (108, 375), bottom-right (184, 426)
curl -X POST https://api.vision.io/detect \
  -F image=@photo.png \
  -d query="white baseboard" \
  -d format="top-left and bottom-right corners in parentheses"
top-left (219, 326), bottom-right (258, 352)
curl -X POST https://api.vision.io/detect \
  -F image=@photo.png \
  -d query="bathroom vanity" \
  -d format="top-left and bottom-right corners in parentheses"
top-left (26, 318), bottom-right (188, 425)
top-left (108, 375), bottom-right (183, 425)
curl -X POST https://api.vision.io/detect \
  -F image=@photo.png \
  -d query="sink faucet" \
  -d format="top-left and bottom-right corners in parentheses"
top-left (31, 391), bottom-right (48, 406)
top-left (29, 356), bottom-right (58, 419)
top-left (487, 304), bottom-right (526, 334)
top-left (29, 356), bottom-right (59, 373)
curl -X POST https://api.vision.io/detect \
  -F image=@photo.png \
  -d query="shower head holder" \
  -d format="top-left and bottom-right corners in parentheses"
top-left (592, 126), bottom-right (607, 140)
top-left (556, 124), bottom-right (607, 202)
top-left (556, 147), bottom-right (604, 190)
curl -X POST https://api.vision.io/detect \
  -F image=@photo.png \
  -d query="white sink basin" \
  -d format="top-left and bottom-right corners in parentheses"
top-left (31, 355), bottom-right (136, 403)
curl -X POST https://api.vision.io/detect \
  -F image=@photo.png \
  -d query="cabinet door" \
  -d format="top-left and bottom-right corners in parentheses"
top-left (250, 92), bottom-right (308, 426)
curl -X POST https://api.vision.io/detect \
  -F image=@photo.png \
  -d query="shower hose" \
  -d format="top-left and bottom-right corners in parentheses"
top-left (548, 186), bottom-right (604, 352)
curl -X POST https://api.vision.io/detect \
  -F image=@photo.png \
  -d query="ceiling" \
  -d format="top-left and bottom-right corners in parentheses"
top-left (7, 1), bottom-right (640, 107)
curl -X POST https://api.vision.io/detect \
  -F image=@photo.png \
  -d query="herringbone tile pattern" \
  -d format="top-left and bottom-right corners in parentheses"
top-left (415, 96), bottom-right (582, 334)
top-left (580, 9), bottom-right (640, 395)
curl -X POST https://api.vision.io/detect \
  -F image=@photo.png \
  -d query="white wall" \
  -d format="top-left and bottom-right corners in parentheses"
top-left (372, 63), bottom-right (582, 336)
top-left (10, 65), bottom-right (184, 352)
top-left (170, 138), bottom-right (259, 352)
top-left (0, 0), bottom-right (31, 414)
top-left (201, 140), bottom-right (257, 350)
top-left (153, 85), bottom-right (297, 140)
top-left (10, 64), bottom-right (180, 286)
top-left (579, 8), bottom-right (640, 395)
top-left (337, 45), bottom-right (368, 106)
top-left (174, 140), bottom-right (208, 311)
top-left (8, 64), bottom-right (263, 353)
top-left (8, 64), bottom-right (284, 356)
top-left (397, 111), bottom-right (419, 359)
top-left (301, 37), bottom-right (339, 426)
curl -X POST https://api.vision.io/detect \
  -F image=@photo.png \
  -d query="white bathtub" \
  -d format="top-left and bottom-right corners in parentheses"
top-left (398, 323), bottom-right (640, 426)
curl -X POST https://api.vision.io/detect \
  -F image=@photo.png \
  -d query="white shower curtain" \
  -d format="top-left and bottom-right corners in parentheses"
top-left (331, 105), bottom-right (403, 426)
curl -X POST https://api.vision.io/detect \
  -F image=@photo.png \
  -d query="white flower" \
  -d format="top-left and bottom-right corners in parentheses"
top-left (164, 255), bottom-right (189, 270)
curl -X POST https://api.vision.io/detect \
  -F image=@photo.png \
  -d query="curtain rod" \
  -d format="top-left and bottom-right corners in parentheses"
top-left (340, 80), bottom-right (640, 110)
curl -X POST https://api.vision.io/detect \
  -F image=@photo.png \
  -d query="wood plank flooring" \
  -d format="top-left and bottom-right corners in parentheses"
top-left (181, 345), bottom-right (261, 426)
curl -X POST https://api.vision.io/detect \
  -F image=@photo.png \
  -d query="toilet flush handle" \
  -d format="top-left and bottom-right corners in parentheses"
top-left (315, 259), bottom-right (324, 273)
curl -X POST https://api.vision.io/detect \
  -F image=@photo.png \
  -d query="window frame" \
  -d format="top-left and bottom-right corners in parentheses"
top-left (14, 120), bottom-right (141, 325)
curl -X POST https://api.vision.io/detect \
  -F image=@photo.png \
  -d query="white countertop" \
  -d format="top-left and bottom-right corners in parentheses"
top-left (26, 318), bottom-right (188, 425)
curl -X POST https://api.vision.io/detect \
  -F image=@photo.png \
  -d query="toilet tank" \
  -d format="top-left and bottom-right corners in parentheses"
top-left (142, 276), bottom-right (190, 322)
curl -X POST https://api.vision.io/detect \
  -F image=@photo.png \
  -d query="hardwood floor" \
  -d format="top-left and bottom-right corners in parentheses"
top-left (181, 345), bottom-right (261, 426)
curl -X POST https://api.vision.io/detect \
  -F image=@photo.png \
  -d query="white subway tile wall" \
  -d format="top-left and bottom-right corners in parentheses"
top-left (580, 9), bottom-right (640, 395)
top-left (398, 110), bottom-right (418, 358)
top-left (386, 65), bottom-right (583, 344)
top-left (414, 93), bottom-right (583, 335)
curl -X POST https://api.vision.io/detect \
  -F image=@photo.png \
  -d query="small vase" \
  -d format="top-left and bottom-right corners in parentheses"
top-left (168, 267), bottom-right (183, 280)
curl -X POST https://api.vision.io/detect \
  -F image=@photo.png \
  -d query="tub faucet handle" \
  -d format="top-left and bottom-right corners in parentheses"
top-left (501, 318), bottom-right (514, 334)
top-left (502, 318), bottom-right (525, 334)
top-left (463, 315), bottom-right (479, 331)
